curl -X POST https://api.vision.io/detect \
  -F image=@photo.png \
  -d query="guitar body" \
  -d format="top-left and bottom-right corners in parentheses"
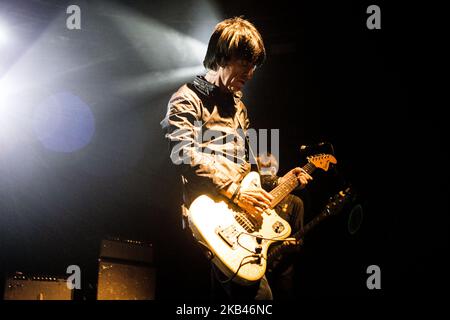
top-left (187, 171), bottom-right (292, 285)
top-left (187, 153), bottom-right (337, 285)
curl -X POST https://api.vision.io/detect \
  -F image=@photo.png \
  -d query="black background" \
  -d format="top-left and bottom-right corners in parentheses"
top-left (0, 0), bottom-right (446, 303)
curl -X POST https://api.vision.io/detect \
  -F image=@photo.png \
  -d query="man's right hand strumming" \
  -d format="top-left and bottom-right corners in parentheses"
top-left (235, 186), bottom-right (274, 216)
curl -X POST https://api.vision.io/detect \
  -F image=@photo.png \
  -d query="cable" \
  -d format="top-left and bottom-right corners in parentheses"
top-left (212, 254), bottom-right (260, 284)
top-left (235, 231), bottom-right (296, 254)
top-left (212, 232), bottom-right (300, 284)
top-left (238, 231), bottom-right (297, 243)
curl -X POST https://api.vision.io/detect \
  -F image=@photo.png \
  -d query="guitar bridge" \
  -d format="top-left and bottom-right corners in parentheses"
top-left (216, 225), bottom-right (239, 249)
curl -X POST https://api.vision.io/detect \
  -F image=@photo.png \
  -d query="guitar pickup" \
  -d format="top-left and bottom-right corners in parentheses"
top-left (216, 225), bottom-right (239, 249)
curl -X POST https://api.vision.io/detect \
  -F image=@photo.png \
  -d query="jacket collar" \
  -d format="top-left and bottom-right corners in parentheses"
top-left (193, 75), bottom-right (242, 102)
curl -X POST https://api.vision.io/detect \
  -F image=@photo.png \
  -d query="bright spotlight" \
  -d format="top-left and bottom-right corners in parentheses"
top-left (105, 2), bottom-right (219, 96)
top-left (108, 8), bottom-right (208, 69)
top-left (114, 65), bottom-right (205, 96)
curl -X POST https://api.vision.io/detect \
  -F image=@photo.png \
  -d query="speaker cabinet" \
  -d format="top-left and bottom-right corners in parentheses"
top-left (4, 274), bottom-right (73, 300)
top-left (96, 238), bottom-right (155, 300)
top-left (97, 261), bottom-right (156, 300)
top-left (99, 239), bottom-right (153, 264)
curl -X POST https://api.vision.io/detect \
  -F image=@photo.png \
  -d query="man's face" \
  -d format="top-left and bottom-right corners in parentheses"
top-left (220, 58), bottom-right (256, 92)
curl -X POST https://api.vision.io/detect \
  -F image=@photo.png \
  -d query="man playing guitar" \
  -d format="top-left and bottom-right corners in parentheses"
top-left (161, 17), bottom-right (312, 300)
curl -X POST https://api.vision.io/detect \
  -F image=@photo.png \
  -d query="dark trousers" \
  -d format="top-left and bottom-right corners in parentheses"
top-left (210, 264), bottom-right (273, 301)
top-left (267, 194), bottom-right (305, 300)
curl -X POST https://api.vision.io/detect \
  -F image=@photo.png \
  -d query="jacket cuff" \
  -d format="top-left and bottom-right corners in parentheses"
top-left (220, 182), bottom-right (241, 200)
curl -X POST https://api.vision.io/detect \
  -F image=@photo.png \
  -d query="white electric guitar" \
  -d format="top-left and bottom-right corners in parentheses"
top-left (187, 154), bottom-right (337, 285)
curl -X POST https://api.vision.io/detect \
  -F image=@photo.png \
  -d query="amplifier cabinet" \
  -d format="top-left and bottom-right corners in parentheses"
top-left (4, 275), bottom-right (73, 300)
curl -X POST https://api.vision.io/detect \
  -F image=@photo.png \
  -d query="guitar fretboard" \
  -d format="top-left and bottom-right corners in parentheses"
top-left (269, 162), bottom-right (316, 208)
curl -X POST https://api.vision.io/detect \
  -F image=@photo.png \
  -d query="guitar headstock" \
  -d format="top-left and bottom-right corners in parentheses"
top-left (324, 187), bottom-right (354, 217)
top-left (307, 153), bottom-right (337, 172)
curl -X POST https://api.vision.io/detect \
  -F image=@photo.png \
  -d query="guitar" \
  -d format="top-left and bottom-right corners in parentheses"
top-left (267, 186), bottom-right (355, 272)
top-left (187, 154), bottom-right (337, 285)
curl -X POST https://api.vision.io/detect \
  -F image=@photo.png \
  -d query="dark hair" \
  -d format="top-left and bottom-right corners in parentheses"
top-left (203, 17), bottom-right (266, 71)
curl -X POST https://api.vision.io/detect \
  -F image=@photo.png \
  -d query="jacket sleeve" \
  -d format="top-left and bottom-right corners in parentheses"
top-left (161, 90), bottom-right (246, 198)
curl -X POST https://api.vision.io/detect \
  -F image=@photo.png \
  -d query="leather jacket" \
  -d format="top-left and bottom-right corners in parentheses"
top-left (161, 75), bottom-right (252, 206)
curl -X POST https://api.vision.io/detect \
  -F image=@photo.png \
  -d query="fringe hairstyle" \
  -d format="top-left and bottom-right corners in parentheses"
top-left (203, 17), bottom-right (266, 71)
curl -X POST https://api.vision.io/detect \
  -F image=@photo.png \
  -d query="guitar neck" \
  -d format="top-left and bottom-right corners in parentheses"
top-left (267, 204), bottom-right (331, 263)
top-left (269, 162), bottom-right (316, 208)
